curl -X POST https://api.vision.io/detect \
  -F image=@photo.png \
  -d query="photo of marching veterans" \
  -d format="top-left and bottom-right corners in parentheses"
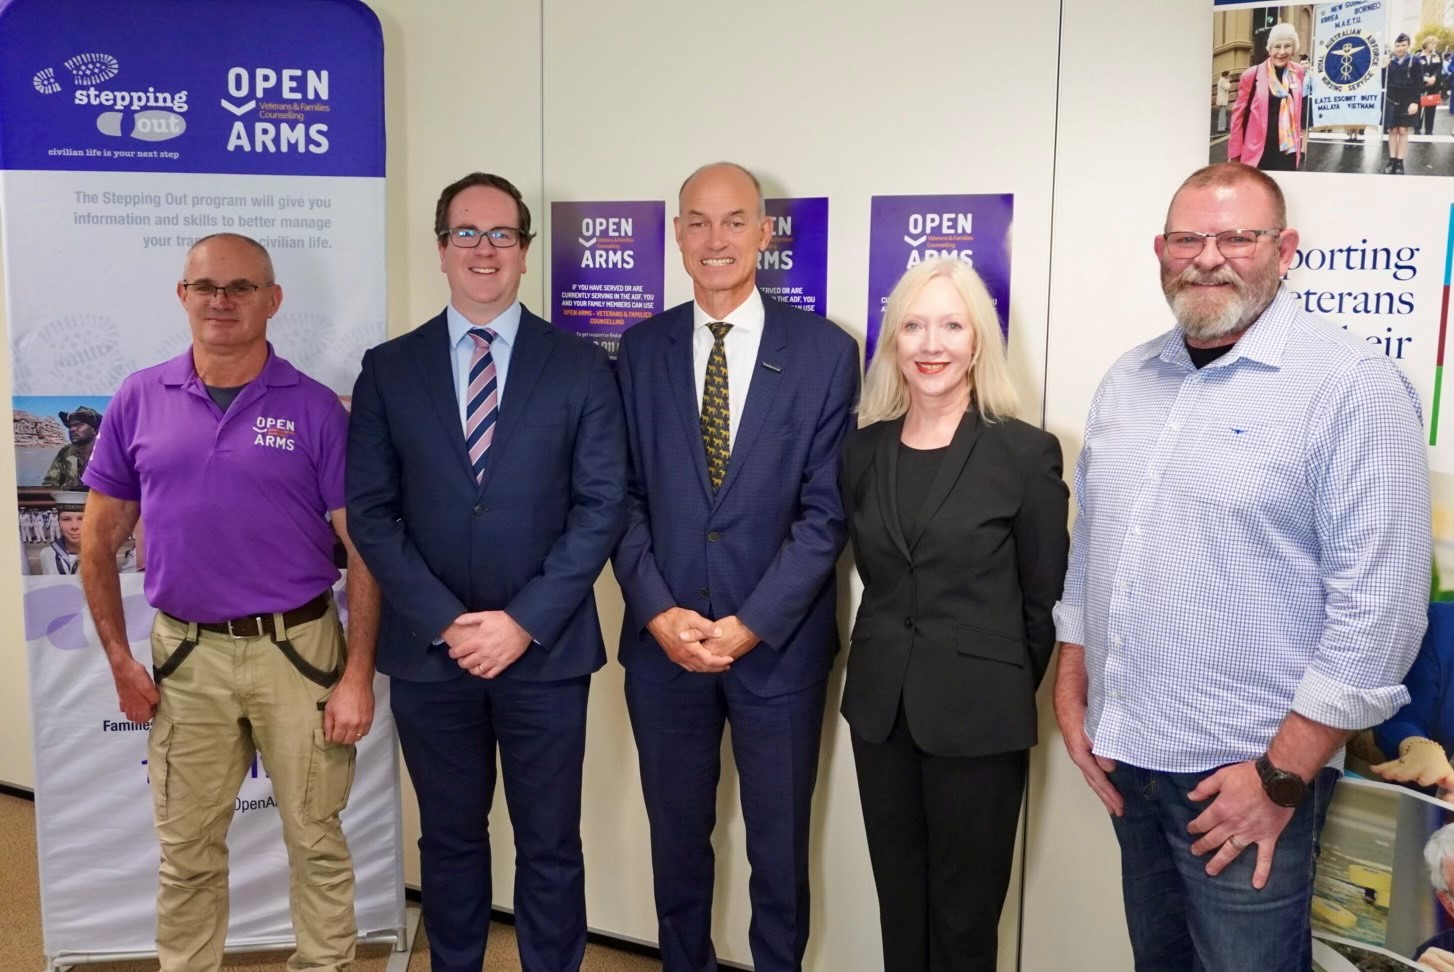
top-left (1209, 2), bottom-right (1454, 176)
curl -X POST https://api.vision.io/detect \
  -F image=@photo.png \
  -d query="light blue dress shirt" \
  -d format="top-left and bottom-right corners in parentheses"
top-left (446, 300), bottom-right (521, 430)
top-left (1055, 289), bottom-right (1431, 773)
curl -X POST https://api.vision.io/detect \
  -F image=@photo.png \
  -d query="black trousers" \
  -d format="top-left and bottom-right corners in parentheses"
top-left (851, 706), bottom-right (1027, 972)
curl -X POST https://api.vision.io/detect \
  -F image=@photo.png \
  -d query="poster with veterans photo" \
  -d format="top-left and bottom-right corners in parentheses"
top-left (11, 394), bottom-right (139, 577)
top-left (1208, 1), bottom-right (1454, 176)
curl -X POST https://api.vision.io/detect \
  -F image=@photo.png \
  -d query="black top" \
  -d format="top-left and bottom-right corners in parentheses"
top-left (1261, 65), bottom-right (1295, 171)
top-left (896, 442), bottom-right (949, 539)
top-left (206, 383), bottom-right (247, 411)
top-left (1186, 341), bottom-right (1235, 369)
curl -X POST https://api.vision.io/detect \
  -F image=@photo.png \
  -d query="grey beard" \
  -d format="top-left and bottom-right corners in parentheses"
top-left (1163, 266), bottom-right (1279, 343)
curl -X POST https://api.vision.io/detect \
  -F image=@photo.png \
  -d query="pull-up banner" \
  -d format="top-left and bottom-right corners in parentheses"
top-left (0, 0), bottom-right (404, 964)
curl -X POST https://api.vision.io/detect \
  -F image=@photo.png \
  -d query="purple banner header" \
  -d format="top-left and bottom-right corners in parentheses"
top-left (865, 193), bottom-right (1014, 364)
top-left (550, 199), bottom-right (665, 359)
top-left (0, 0), bottom-right (384, 177)
top-left (758, 197), bottom-right (828, 317)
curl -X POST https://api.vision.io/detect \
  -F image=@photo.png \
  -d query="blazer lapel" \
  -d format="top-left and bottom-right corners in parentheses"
top-left (713, 307), bottom-right (787, 505)
top-left (666, 308), bottom-right (714, 499)
top-left (481, 309), bottom-right (555, 496)
top-left (907, 410), bottom-right (982, 552)
top-left (409, 313), bottom-right (475, 484)
top-left (873, 417), bottom-right (911, 562)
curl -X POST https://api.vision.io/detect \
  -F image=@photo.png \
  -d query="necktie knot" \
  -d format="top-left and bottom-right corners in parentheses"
top-left (468, 326), bottom-right (497, 349)
top-left (708, 321), bottom-right (732, 342)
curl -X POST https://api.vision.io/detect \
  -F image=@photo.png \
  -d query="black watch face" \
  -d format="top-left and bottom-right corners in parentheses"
top-left (1267, 773), bottom-right (1306, 807)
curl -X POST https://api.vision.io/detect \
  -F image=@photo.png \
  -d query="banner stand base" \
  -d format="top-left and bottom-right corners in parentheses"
top-left (46, 912), bottom-right (416, 972)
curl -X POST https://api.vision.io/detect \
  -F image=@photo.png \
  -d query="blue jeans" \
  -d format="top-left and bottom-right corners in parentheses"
top-left (1108, 762), bottom-right (1339, 972)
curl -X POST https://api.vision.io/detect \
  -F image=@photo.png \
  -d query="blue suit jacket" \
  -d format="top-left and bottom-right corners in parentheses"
top-left (613, 297), bottom-right (859, 697)
top-left (347, 307), bottom-right (627, 683)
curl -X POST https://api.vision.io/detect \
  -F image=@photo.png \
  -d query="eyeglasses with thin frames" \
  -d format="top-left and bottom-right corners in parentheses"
top-left (180, 280), bottom-right (273, 299)
top-left (438, 226), bottom-right (526, 249)
top-left (1161, 229), bottom-right (1281, 259)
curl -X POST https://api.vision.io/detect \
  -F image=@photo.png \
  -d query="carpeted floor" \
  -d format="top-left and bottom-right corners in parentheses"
top-left (1, 793), bottom-right (660, 971)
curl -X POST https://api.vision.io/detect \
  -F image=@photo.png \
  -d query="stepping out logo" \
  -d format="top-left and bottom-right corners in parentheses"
top-left (31, 51), bottom-right (189, 143)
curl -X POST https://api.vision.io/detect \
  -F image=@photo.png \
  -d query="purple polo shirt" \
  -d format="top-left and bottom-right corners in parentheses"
top-left (83, 345), bottom-right (347, 622)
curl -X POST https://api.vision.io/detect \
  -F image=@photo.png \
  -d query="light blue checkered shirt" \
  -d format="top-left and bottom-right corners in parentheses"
top-left (1054, 289), bottom-right (1431, 773)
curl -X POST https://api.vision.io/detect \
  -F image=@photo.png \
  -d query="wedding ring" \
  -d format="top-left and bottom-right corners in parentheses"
top-left (1227, 835), bottom-right (1245, 851)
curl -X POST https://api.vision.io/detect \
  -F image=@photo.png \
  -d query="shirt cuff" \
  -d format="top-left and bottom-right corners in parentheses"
top-left (1053, 601), bottom-right (1084, 646)
top-left (1292, 666), bottom-right (1412, 731)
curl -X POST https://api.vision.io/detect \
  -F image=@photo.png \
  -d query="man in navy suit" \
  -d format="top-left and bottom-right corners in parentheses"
top-left (614, 162), bottom-right (859, 972)
top-left (347, 172), bottom-right (626, 972)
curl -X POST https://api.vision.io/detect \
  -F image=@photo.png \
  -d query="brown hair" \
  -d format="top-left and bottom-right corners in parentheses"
top-left (433, 172), bottom-right (535, 247)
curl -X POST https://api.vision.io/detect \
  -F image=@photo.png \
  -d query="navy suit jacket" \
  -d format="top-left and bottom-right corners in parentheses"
top-left (613, 297), bottom-right (859, 697)
top-left (347, 307), bottom-right (627, 683)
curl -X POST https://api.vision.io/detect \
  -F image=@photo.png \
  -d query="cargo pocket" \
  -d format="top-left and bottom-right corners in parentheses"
top-left (305, 727), bottom-right (357, 823)
top-left (148, 719), bottom-right (175, 819)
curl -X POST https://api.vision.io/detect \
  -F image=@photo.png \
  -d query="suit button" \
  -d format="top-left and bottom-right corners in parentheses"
top-left (903, 616), bottom-right (914, 629)
top-left (707, 531), bottom-right (720, 542)
top-left (473, 505), bottom-right (483, 516)
top-left (699, 587), bottom-right (710, 598)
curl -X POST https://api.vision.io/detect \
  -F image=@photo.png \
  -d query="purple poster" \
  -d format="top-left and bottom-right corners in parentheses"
top-left (551, 199), bottom-right (665, 358)
top-left (758, 196), bottom-right (828, 316)
top-left (865, 193), bottom-right (1014, 363)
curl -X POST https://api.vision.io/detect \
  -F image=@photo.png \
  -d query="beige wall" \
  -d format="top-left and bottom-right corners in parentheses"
top-left (0, 2), bottom-right (1245, 970)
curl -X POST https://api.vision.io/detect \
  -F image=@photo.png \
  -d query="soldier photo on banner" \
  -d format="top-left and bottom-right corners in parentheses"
top-left (13, 395), bottom-right (139, 576)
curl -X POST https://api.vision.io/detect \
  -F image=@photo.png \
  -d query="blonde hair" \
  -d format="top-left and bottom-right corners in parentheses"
top-left (858, 259), bottom-right (1020, 426)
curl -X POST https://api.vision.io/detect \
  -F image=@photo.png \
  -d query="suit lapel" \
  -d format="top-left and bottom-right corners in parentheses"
top-left (713, 306), bottom-right (787, 505)
top-left (481, 308), bottom-right (555, 496)
top-left (907, 410), bottom-right (982, 552)
top-left (665, 307), bottom-right (714, 499)
top-left (873, 417), bottom-right (911, 562)
top-left (409, 313), bottom-right (475, 484)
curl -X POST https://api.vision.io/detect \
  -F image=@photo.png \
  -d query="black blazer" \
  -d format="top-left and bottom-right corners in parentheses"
top-left (839, 411), bottom-right (1068, 757)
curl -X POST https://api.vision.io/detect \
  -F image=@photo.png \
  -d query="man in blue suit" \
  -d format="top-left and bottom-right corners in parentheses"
top-left (347, 172), bottom-right (626, 972)
top-left (614, 162), bottom-right (860, 972)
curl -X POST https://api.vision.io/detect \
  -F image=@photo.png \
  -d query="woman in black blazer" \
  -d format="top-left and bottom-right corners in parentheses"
top-left (840, 259), bottom-right (1068, 972)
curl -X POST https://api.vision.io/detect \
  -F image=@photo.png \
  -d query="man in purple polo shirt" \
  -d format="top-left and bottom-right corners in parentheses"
top-left (79, 233), bottom-right (380, 972)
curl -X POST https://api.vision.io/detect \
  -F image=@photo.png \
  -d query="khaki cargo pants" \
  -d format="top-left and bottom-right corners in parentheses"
top-left (148, 602), bottom-right (357, 972)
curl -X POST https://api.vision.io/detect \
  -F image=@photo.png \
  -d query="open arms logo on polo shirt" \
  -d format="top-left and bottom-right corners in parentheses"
top-left (253, 416), bottom-right (297, 451)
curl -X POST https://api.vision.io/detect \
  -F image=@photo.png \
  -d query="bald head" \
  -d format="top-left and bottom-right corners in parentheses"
top-left (184, 233), bottom-right (275, 283)
top-left (678, 162), bottom-right (765, 219)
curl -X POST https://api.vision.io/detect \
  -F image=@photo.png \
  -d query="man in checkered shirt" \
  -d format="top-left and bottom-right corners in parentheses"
top-left (1053, 162), bottom-right (1431, 972)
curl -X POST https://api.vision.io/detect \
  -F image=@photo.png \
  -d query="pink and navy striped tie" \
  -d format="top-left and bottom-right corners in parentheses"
top-left (465, 327), bottom-right (499, 483)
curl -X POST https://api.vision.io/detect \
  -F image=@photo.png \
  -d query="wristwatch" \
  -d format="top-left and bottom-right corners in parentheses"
top-left (1255, 754), bottom-right (1309, 808)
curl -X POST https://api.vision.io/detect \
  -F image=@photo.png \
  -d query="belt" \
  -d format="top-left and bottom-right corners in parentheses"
top-left (176, 590), bottom-right (333, 639)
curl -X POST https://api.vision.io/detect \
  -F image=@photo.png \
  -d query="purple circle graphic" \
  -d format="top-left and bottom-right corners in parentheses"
top-left (45, 612), bottom-right (87, 651)
top-left (23, 585), bottom-right (83, 641)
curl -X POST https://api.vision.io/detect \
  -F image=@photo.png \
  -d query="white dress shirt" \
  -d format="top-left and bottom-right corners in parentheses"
top-left (691, 288), bottom-right (765, 450)
top-left (446, 300), bottom-right (521, 432)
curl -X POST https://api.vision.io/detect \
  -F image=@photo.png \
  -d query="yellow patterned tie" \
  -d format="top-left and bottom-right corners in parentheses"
top-left (701, 321), bottom-right (732, 492)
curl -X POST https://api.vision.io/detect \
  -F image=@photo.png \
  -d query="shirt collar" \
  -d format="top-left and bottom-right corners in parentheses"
top-left (1154, 286), bottom-right (1297, 371)
top-left (692, 288), bottom-right (764, 336)
top-left (159, 342), bottom-right (298, 387)
top-left (447, 300), bottom-right (522, 350)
